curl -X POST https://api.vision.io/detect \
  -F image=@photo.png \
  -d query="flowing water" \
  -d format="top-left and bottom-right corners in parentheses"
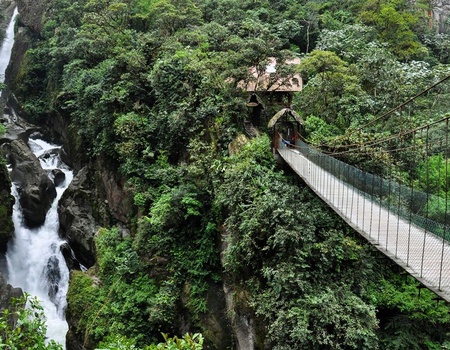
top-left (0, 6), bottom-right (72, 347)
top-left (6, 138), bottom-right (73, 346)
top-left (0, 7), bottom-right (18, 84)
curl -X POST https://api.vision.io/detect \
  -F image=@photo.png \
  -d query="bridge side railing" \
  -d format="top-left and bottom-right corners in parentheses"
top-left (284, 139), bottom-right (450, 242)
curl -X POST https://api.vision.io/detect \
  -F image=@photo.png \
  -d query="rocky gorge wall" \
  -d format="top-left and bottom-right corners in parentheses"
top-left (0, 0), bottom-right (27, 318)
top-left (4, 0), bottom-right (134, 271)
top-left (431, 0), bottom-right (450, 32)
top-left (0, 0), bottom-right (133, 328)
top-left (5, 0), bottom-right (450, 274)
top-left (0, 0), bottom-right (16, 251)
top-left (2, 0), bottom-right (450, 349)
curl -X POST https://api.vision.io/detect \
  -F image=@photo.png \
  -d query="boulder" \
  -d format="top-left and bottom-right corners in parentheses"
top-left (43, 254), bottom-right (61, 309)
top-left (52, 169), bottom-right (66, 187)
top-left (0, 274), bottom-right (23, 313)
top-left (9, 139), bottom-right (56, 228)
top-left (58, 167), bottom-right (103, 268)
top-left (39, 148), bottom-right (60, 162)
top-left (60, 242), bottom-right (82, 271)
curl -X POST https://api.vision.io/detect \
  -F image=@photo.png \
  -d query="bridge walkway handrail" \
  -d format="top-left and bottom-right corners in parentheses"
top-left (277, 139), bottom-right (450, 302)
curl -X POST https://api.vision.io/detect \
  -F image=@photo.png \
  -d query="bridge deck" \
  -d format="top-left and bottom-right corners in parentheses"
top-left (278, 146), bottom-right (450, 302)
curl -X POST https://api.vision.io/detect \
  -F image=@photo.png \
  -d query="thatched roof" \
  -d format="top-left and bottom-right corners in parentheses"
top-left (268, 108), bottom-right (303, 128)
top-left (238, 57), bottom-right (302, 92)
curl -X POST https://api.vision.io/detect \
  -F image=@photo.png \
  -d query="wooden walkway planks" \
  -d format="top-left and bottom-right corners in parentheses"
top-left (278, 146), bottom-right (450, 302)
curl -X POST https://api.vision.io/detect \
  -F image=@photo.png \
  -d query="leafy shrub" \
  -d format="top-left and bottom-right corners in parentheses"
top-left (0, 294), bottom-right (62, 350)
top-left (97, 332), bottom-right (204, 350)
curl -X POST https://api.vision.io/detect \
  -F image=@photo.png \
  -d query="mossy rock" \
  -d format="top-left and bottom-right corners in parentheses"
top-left (66, 270), bottom-right (101, 350)
top-left (0, 162), bottom-right (14, 252)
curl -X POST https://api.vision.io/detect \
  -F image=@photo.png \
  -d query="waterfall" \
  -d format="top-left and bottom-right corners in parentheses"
top-left (6, 138), bottom-right (73, 347)
top-left (0, 6), bottom-right (72, 347)
top-left (0, 7), bottom-right (18, 84)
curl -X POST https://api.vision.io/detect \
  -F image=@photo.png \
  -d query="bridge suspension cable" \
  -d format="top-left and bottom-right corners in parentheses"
top-left (326, 116), bottom-right (450, 157)
top-left (274, 69), bottom-right (450, 301)
top-left (312, 73), bottom-right (450, 152)
top-left (276, 114), bottom-right (450, 300)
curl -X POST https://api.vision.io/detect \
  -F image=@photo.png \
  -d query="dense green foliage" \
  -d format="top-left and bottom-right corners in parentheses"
top-left (0, 295), bottom-right (62, 350)
top-left (97, 333), bottom-right (204, 349)
top-left (9, 0), bottom-right (450, 348)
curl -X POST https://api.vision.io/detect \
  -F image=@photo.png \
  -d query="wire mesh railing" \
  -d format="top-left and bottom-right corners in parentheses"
top-left (294, 139), bottom-right (450, 242)
top-left (273, 74), bottom-right (450, 299)
top-left (277, 137), bottom-right (450, 298)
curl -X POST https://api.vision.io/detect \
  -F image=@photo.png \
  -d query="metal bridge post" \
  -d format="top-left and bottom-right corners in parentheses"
top-left (395, 180), bottom-right (401, 259)
top-left (438, 118), bottom-right (449, 290)
top-left (378, 158), bottom-right (383, 246)
top-left (351, 166), bottom-right (355, 223)
top-left (407, 131), bottom-right (416, 268)
top-left (421, 126), bottom-right (430, 278)
top-left (370, 172), bottom-right (374, 239)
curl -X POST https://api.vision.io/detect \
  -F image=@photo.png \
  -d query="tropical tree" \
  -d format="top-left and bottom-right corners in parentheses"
top-left (297, 50), bottom-right (371, 130)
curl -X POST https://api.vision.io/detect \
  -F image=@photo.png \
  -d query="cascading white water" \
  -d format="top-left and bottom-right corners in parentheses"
top-left (0, 7), bottom-right (18, 84)
top-left (6, 138), bottom-right (73, 347)
top-left (0, 6), bottom-right (73, 347)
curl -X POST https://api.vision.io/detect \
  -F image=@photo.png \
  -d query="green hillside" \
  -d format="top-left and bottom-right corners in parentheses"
top-left (7, 0), bottom-right (450, 348)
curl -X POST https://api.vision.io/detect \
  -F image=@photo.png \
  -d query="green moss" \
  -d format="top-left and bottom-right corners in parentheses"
top-left (0, 163), bottom-right (13, 250)
top-left (66, 270), bottom-right (102, 347)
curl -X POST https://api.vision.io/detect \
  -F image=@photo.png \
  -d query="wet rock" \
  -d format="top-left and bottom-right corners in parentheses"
top-left (58, 164), bottom-right (131, 269)
top-left (58, 167), bottom-right (103, 268)
top-left (9, 139), bottom-right (56, 228)
top-left (40, 148), bottom-right (60, 161)
top-left (60, 242), bottom-right (82, 271)
top-left (0, 104), bottom-right (40, 146)
top-left (198, 282), bottom-right (234, 350)
top-left (44, 255), bottom-right (61, 307)
top-left (0, 163), bottom-right (14, 253)
top-left (52, 169), bottom-right (65, 187)
top-left (0, 274), bottom-right (23, 313)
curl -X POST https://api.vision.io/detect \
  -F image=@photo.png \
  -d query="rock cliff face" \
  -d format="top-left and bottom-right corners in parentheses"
top-left (9, 139), bottom-right (57, 228)
top-left (0, 162), bottom-right (14, 253)
top-left (431, 0), bottom-right (450, 31)
top-left (6, 0), bottom-right (133, 267)
top-left (58, 167), bottom-right (106, 269)
top-left (0, 274), bottom-right (23, 312)
top-left (0, 0), bottom-right (19, 256)
top-left (15, 0), bottom-right (48, 33)
top-left (0, 107), bottom-right (44, 250)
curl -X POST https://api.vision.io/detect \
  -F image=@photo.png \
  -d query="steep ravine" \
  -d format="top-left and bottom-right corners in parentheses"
top-left (6, 0), bottom-right (134, 263)
top-left (2, 1), bottom-right (238, 346)
top-left (4, 0), bottom-right (450, 349)
top-left (0, 0), bottom-right (25, 312)
top-left (0, 1), bottom-right (133, 347)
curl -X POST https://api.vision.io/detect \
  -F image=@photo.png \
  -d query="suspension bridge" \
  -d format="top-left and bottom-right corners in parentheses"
top-left (273, 77), bottom-right (450, 301)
